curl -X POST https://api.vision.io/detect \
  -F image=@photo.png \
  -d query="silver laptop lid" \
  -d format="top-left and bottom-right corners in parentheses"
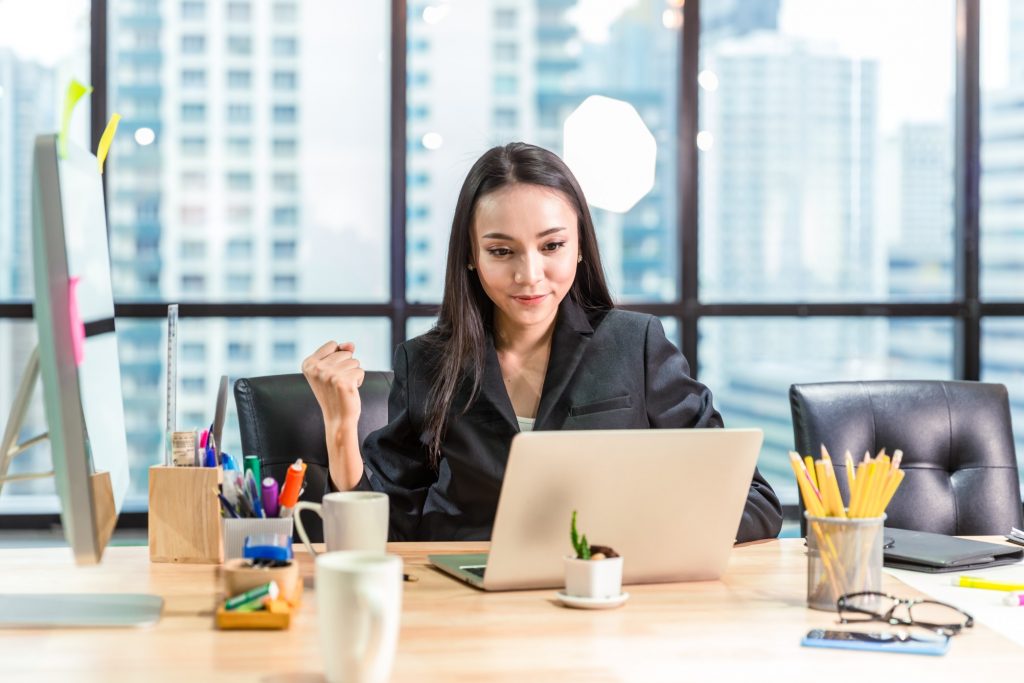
top-left (482, 428), bottom-right (763, 590)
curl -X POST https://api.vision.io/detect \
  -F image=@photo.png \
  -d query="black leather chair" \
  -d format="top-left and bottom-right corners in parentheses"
top-left (790, 380), bottom-right (1023, 536)
top-left (234, 371), bottom-right (394, 542)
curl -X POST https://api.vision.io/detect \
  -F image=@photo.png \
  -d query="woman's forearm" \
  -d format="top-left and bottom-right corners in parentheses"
top-left (326, 420), bottom-right (365, 491)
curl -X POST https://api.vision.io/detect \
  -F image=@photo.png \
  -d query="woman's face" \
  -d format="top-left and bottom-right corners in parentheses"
top-left (472, 183), bottom-right (580, 337)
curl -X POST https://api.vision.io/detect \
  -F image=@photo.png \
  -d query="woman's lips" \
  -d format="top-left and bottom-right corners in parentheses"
top-left (512, 293), bottom-right (548, 305)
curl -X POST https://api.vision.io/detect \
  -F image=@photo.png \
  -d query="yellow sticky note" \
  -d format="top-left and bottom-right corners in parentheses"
top-left (97, 113), bottom-right (122, 174)
top-left (60, 79), bottom-right (94, 159)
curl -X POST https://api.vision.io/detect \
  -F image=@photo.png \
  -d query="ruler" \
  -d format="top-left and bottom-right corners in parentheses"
top-left (165, 304), bottom-right (178, 466)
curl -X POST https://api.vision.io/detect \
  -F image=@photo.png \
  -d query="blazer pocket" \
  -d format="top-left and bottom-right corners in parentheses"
top-left (569, 395), bottom-right (632, 417)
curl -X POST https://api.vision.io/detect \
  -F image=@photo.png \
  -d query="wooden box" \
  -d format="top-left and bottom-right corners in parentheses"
top-left (148, 465), bottom-right (223, 564)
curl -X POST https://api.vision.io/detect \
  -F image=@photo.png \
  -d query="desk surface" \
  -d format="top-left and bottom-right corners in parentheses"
top-left (0, 539), bottom-right (1020, 682)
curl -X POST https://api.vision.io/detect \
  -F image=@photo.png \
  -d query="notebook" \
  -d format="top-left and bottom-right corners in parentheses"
top-left (883, 527), bottom-right (1024, 573)
top-left (429, 428), bottom-right (763, 591)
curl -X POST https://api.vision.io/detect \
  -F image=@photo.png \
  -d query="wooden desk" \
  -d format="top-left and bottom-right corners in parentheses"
top-left (0, 539), bottom-right (1020, 682)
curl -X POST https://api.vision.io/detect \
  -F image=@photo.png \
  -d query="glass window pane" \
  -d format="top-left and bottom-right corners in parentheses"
top-left (700, 318), bottom-right (955, 505)
top-left (981, 319), bottom-right (1024, 496)
top-left (117, 317), bottom-right (391, 507)
top-left (981, 0), bottom-right (1024, 299)
top-left (406, 1), bottom-right (680, 303)
top-left (0, 0), bottom-right (91, 303)
top-left (699, 1), bottom-right (955, 303)
top-left (107, 1), bottom-right (389, 303)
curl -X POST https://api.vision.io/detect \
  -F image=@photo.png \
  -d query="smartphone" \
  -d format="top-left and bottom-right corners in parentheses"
top-left (801, 629), bottom-right (949, 656)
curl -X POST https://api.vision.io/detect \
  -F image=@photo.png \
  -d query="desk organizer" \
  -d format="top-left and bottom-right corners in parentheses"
top-left (222, 517), bottom-right (294, 561)
top-left (148, 465), bottom-right (223, 564)
top-left (215, 578), bottom-right (302, 630)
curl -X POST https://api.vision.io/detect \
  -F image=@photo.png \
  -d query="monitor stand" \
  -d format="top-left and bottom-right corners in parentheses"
top-left (0, 348), bottom-right (165, 627)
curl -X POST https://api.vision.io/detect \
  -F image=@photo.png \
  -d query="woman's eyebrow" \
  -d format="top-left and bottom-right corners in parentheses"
top-left (481, 227), bottom-right (568, 240)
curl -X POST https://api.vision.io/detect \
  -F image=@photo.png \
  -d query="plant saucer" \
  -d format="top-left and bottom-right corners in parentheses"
top-left (555, 591), bottom-right (629, 610)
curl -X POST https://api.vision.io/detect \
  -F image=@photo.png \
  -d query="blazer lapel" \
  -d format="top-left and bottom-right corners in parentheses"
top-left (477, 332), bottom-right (518, 430)
top-left (534, 298), bottom-right (594, 429)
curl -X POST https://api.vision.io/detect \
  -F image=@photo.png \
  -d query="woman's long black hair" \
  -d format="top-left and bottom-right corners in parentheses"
top-left (421, 142), bottom-right (614, 466)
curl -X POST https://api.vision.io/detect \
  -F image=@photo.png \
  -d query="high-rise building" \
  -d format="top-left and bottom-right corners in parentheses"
top-left (700, 31), bottom-right (880, 495)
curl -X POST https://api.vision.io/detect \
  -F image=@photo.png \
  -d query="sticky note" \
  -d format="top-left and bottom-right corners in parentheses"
top-left (68, 276), bottom-right (86, 366)
top-left (97, 112), bottom-right (122, 173)
top-left (59, 79), bottom-right (93, 160)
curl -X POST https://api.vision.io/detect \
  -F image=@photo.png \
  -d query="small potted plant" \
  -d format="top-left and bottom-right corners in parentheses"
top-left (563, 510), bottom-right (623, 599)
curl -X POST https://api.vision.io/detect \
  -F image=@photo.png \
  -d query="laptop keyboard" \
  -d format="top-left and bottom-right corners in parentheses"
top-left (462, 566), bottom-right (486, 578)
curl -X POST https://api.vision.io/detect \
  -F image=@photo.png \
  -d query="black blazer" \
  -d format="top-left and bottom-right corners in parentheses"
top-left (354, 298), bottom-right (783, 543)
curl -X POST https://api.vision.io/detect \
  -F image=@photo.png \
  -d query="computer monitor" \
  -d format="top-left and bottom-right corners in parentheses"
top-left (0, 133), bottom-right (161, 626)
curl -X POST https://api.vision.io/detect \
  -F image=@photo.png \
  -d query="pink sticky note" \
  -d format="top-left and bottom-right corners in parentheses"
top-left (68, 276), bottom-right (86, 366)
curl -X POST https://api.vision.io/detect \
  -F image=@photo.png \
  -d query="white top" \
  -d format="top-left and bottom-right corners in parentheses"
top-left (516, 416), bottom-right (535, 432)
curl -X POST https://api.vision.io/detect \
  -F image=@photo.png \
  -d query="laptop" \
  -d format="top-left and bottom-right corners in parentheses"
top-left (429, 428), bottom-right (763, 591)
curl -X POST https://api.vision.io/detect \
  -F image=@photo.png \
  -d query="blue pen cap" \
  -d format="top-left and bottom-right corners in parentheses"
top-left (221, 452), bottom-right (238, 470)
top-left (242, 533), bottom-right (293, 562)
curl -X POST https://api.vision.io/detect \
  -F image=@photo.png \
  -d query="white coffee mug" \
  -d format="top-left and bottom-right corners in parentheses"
top-left (294, 491), bottom-right (389, 556)
top-left (316, 551), bottom-right (403, 683)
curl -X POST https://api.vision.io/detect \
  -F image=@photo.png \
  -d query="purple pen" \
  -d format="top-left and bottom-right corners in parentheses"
top-left (262, 477), bottom-right (280, 518)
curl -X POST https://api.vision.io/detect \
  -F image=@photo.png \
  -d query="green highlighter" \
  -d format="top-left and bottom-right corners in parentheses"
top-left (225, 581), bottom-right (279, 611)
top-left (243, 455), bottom-right (262, 502)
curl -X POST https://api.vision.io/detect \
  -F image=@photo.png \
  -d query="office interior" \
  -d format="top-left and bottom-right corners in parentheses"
top-left (3, 0), bottom-right (1023, 539)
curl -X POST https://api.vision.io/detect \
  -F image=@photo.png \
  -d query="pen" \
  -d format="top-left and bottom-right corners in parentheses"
top-left (953, 576), bottom-right (1024, 592)
top-left (278, 458), bottom-right (307, 517)
top-left (244, 469), bottom-right (265, 518)
top-left (212, 375), bottom-right (229, 463)
top-left (213, 487), bottom-right (239, 518)
top-left (203, 435), bottom-right (217, 468)
top-left (1004, 592), bottom-right (1024, 606)
top-left (262, 477), bottom-right (280, 518)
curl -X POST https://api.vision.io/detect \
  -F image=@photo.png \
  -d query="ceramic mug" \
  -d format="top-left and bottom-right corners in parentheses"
top-left (317, 551), bottom-right (403, 683)
top-left (294, 491), bottom-right (389, 556)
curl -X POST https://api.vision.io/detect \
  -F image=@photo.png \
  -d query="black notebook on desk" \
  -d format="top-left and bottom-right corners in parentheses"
top-left (883, 527), bottom-right (1024, 573)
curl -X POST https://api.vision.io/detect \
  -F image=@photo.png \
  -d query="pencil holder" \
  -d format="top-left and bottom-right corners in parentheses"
top-left (805, 513), bottom-right (885, 611)
top-left (222, 517), bottom-right (294, 561)
top-left (148, 465), bottom-right (224, 564)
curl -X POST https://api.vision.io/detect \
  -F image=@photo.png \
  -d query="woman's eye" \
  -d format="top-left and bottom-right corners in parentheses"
top-left (544, 241), bottom-right (567, 252)
top-left (488, 247), bottom-right (512, 257)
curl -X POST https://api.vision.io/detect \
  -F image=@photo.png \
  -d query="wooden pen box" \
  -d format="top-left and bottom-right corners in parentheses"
top-left (148, 465), bottom-right (224, 564)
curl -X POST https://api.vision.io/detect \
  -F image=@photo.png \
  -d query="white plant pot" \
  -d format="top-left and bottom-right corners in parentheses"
top-left (564, 556), bottom-right (623, 599)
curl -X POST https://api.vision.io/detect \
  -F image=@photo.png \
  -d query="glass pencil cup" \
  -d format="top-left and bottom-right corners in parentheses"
top-left (805, 513), bottom-right (886, 612)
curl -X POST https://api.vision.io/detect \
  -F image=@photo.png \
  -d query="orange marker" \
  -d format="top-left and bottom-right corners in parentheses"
top-left (278, 459), bottom-right (307, 517)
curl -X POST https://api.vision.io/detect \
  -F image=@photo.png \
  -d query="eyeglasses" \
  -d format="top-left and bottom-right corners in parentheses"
top-left (836, 591), bottom-right (975, 636)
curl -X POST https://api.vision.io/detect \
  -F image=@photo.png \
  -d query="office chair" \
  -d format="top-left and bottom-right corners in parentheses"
top-left (790, 380), bottom-right (1023, 536)
top-left (234, 371), bottom-right (394, 542)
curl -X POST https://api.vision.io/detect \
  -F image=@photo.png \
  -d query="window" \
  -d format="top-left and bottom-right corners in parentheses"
top-left (227, 70), bottom-right (251, 89)
top-left (181, 275), bottom-right (206, 292)
top-left (226, 239), bottom-right (253, 259)
top-left (494, 8), bottom-right (516, 29)
top-left (182, 376), bottom-right (206, 393)
top-left (272, 37), bottom-right (298, 57)
top-left (180, 241), bottom-right (205, 259)
top-left (181, 1), bottom-right (204, 19)
top-left (272, 138), bottom-right (297, 157)
top-left (273, 105), bottom-right (297, 124)
top-left (494, 107), bottom-right (517, 128)
top-left (181, 35), bottom-right (205, 54)
top-left (272, 71), bottom-right (297, 90)
top-left (273, 341), bottom-right (297, 361)
top-left (182, 171), bottom-right (207, 188)
top-left (272, 172), bottom-right (298, 191)
top-left (182, 69), bottom-right (206, 87)
top-left (272, 275), bottom-right (298, 293)
top-left (226, 172), bottom-right (252, 190)
top-left (227, 137), bottom-right (252, 156)
top-left (181, 103), bottom-right (205, 122)
top-left (227, 104), bottom-right (252, 123)
top-left (227, 36), bottom-right (252, 55)
top-left (494, 42), bottom-right (517, 61)
top-left (273, 2), bottom-right (298, 22)
top-left (181, 136), bottom-right (206, 156)
top-left (226, 1), bottom-right (250, 21)
top-left (226, 274), bottom-right (252, 294)
top-left (273, 206), bottom-right (298, 226)
top-left (181, 342), bottom-right (206, 362)
top-left (228, 206), bottom-right (253, 225)
top-left (273, 240), bottom-right (297, 258)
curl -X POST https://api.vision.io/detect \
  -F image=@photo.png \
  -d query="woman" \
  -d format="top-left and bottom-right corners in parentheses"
top-left (303, 142), bottom-right (782, 542)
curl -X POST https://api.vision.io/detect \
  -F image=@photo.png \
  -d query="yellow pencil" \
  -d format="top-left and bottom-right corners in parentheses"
top-left (804, 455), bottom-right (818, 490)
top-left (844, 450), bottom-right (856, 503)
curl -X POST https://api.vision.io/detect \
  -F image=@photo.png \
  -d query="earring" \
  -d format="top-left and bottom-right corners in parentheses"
top-left (467, 264), bottom-right (475, 271)
top-left (577, 255), bottom-right (583, 264)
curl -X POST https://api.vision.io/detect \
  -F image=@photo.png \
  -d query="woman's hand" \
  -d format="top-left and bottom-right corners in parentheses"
top-left (302, 340), bottom-right (365, 430)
